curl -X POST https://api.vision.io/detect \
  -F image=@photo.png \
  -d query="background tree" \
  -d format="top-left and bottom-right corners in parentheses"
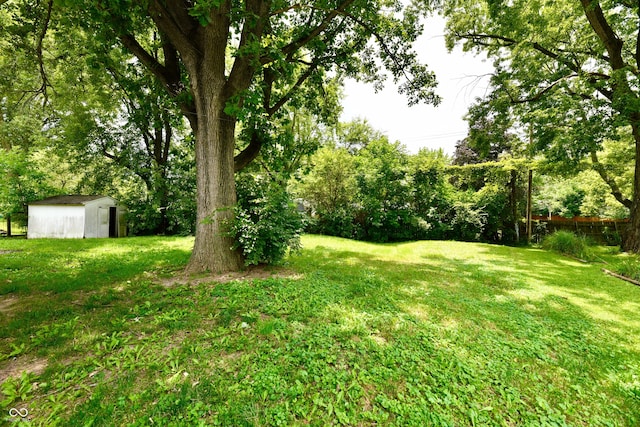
top-left (409, 148), bottom-right (453, 238)
top-left (0, 1), bottom-right (200, 235)
top-left (452, 93), bottom-right (520, 166)
top-left (0, 1), bottom-right (62, 230)
top-left (533, 178), bottom-right (585, 219)
top-left (296, 146), bottom-right (360, 238)
top-left (442, 0), bottom-right (640, 251)
top-left (534, 169), bottom-right (630, 220)
top-left (56, 57), bottom-right (196, 235)
top-left (295, 119), bottom-right (530, 245)
top-left (336, 117), bottom-right (386, 154)
top-left (355, 136), bottom-right (416, 242)
top-left (446, 160), bottom-right (527, 243)
top-left (0, 148), bottom-right (55, 232)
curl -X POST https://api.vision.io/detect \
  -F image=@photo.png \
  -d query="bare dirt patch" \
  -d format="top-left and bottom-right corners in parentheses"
top-left (0, 250), bottom-right (22, 255)
top-left (0, 296), bottom-right (19, 317)
top-left (158, 264), bottom-right (302, 287)
top-left (0, 356), bottom-right (48, 384)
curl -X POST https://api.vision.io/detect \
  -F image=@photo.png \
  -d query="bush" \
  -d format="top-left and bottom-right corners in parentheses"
top-left (121, 193), bottom-right (196, 236)
top-left (230, 175), bottom-right (304, 266)
top-left (306, 207), bottom-right (359, 239)
top-left (542, 231), bottom-right (593, 260)
top-left (446, 201), bottom-right (487, 242)
top-left (475, 184), bottom-right (513, 243)
top-left (357, 207), bottom-right (419, 243)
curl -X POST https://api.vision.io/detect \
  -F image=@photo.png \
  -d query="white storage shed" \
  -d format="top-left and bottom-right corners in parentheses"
top-left (27, 195), bottom-right (126, 239)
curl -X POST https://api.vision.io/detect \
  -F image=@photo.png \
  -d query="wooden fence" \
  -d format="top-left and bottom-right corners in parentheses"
top-left (530, 215), bottom-right (628, 245)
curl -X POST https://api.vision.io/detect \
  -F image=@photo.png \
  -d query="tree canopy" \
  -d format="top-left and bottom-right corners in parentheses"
top-left (442, 0), bottom-right (640, 251)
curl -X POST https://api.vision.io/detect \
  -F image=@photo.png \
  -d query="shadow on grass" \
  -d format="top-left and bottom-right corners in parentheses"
top-left (1, 237), bottom-right (192, 294)
top-left (0, 237), bottom-right (192, 345)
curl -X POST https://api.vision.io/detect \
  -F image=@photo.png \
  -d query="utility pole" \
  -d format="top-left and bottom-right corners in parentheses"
top-left (526, 169), bottom-right (532, 242)
top-left (510, 168), bottom-right (519, 242)
top-left (526, 125), bottom-right (534, 243)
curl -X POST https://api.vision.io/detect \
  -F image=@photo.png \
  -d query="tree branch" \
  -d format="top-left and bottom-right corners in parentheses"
top-left (162, 120), bottom-right (171, 165)
top-left (270, 3), bottom-right (302, 16)
top-left (457, 32), bottom-right (615, 100)
top-left (453, 31), bottom-right (517, 48)
top-left (234, 131), bottom-right (265, 172)
top-left (636, 0), bottom-right (640, 70)
top-left (118, 33), bottom-right (196, 128)
top-left (147, 0), bottom-right (200, 62)
top-left (119, 35), bottom-right (174, 93)
top-left (590, 150), bottom-right (633, 208)
top-left (503, 76), bottom-right (574, 104)
top-left (267, 63), bottom-right (319, 115)
top-left (35, 0), bottom-right (54, 106)
top-left (285, 0), bottom-right (354, 59)
top-left (233, 60), bottom-right (321, 171)
top-left (227, 0), bottom-right (272, 94)
top-left (160, 31), bottom-right (182, 90)
top-left (261, 0), bottom-right (356, 65)
top-left (142, 131), bottom-right (153, 159)
top-left (234, 1), bottom-right (353, 171)
top-left (102, 148), bottom-right (118, 161)
top-left (580, 0), bottom-right (625, 70)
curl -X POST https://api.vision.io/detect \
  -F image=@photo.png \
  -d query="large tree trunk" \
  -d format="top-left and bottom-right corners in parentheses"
top-left (622, 125), bottom-right (640, 252)
top-left (183, 18), bottom-right (244, 274)
top-left (156, 174), bottom-right (170, 235)
top-left (185, 84), bottom-right (244, 273)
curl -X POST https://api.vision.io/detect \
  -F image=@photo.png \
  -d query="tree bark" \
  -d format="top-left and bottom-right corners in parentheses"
top-left (186, 83), bottom-right (244, 273)
top-left (183, 18), bottom-right (244, 273)
top-left (156, 171), bottom-right (170, 235)
top-left (579, 0), bottom-right (640, 252)
top-left (622, 124), bottom-right (640, 252)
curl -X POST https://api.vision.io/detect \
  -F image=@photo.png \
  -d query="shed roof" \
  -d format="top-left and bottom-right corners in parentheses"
top-left (29, 195), bottom-right (112, 206)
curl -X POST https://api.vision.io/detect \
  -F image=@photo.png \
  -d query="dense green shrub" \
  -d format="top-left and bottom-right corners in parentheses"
top-left (121, 185), bottom-right (196, 236)
top-left (354, 138), bottom-right (421, 242)
top-left (295, 147), bottom-right (360, 239)
top-left (306, 207), bottom-right (359, 239)
top-left (410, 149), bottom-right (453, 240)
top-left (542, 231), bottom-right (593, 260)
top-left (295, 126), bottom-right (533, 245)
top-left (475, 183), bottom-right (517, 243)
top-left (230, 175), bottom-right (304, 266)
top-left (357, 206), bottom-right (418, 242)
top-left (122, 200), bottom-right (162, 236)
top-left (602, 226), bottom-right (623, 246)
top-left (446, 201), bottom-right (487, 241)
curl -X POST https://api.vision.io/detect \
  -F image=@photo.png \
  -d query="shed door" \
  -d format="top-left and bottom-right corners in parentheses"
top-left (109, 207), bottom-right (117, 237)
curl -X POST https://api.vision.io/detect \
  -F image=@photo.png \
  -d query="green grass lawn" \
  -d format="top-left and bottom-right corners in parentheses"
top-left (1, 235), bottom-right (639, 426)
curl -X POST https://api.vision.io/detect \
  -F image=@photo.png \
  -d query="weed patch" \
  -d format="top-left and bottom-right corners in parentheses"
top-left (543, 230), bottom-right (594, 261)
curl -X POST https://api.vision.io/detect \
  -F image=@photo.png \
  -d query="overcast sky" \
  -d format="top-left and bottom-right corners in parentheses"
top-left (340, 15), bottom-right (494, 155)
